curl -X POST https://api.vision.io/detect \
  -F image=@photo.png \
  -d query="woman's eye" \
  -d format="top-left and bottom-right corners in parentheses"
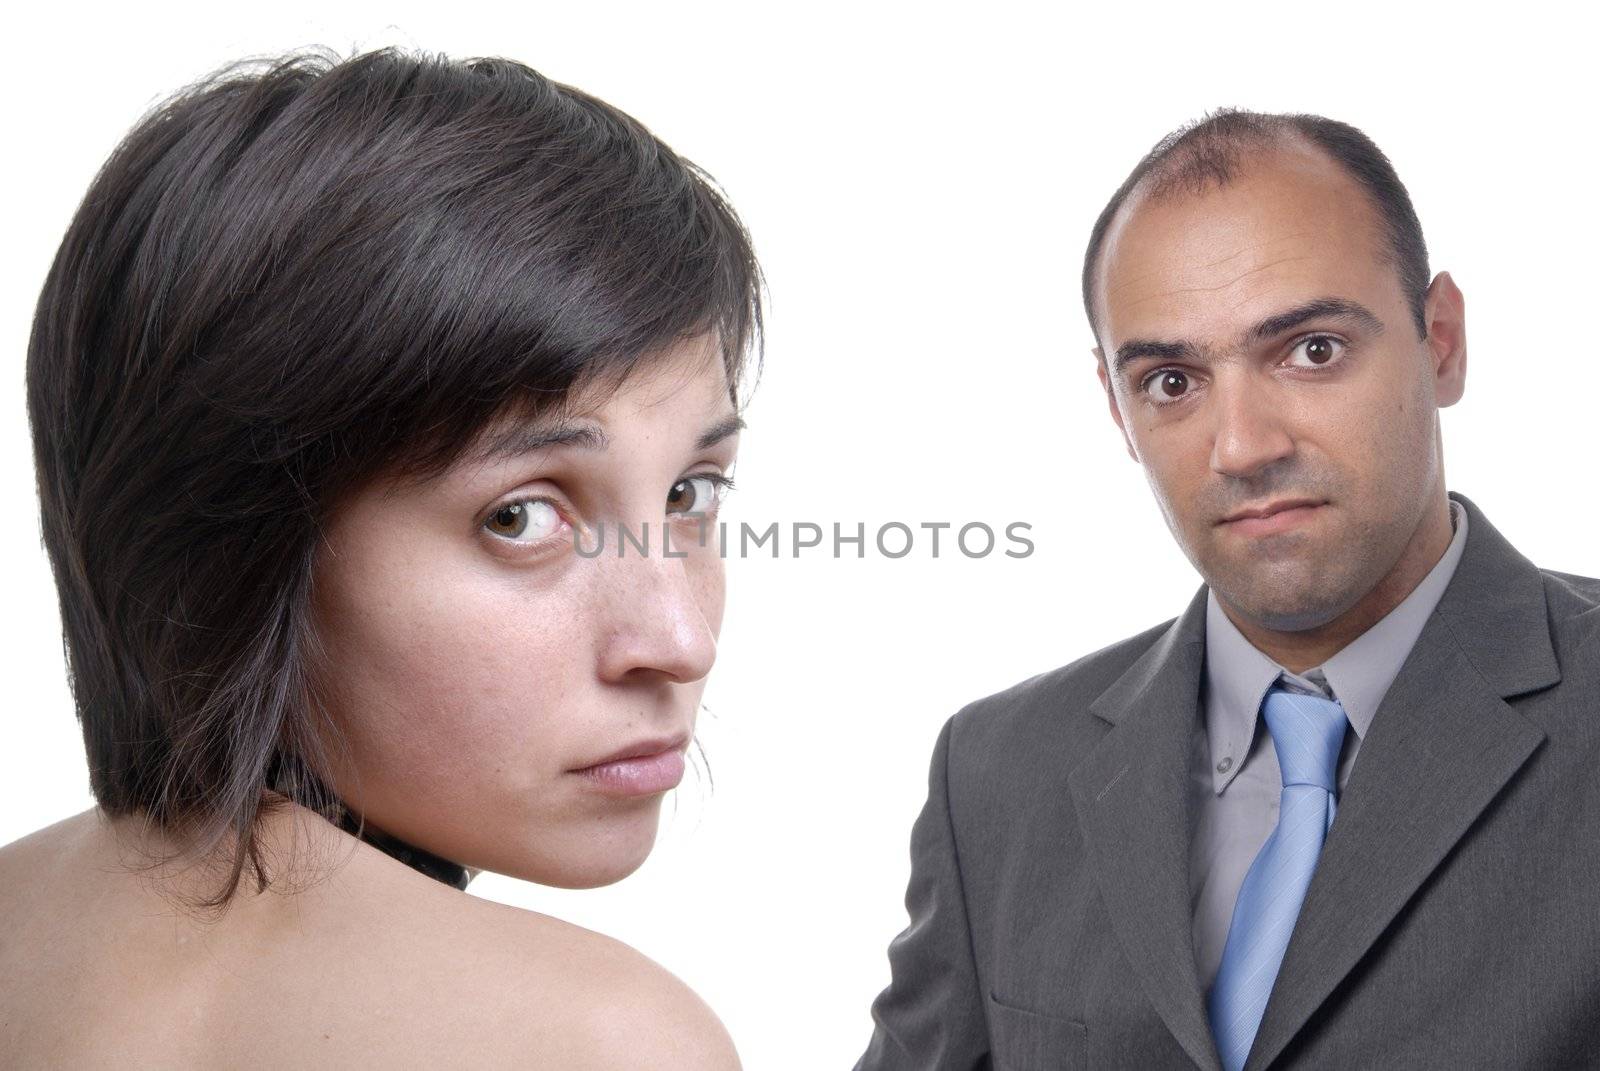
top-left (666, 475), bottom-right (731, 516)
top-left (1141, 369), bottom-right (1194, 404)
top-left (1287, 334), bottom-right (1347, 368)
top-left (484, 498), bottom-right (564, 544)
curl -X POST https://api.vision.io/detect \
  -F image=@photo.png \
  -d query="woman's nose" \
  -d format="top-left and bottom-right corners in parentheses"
top-left (592, 537), bottom-right (719, 686)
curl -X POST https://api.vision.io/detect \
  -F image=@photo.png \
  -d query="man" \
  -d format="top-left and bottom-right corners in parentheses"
top-left (856, 110), bottom-right (1600, 1070)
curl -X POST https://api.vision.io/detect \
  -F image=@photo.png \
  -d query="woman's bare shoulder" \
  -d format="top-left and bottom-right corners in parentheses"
top-left (0, 807), bottom-right (92, 869)
top-left (260, 837), bottom-right (741, 1069)
top-left (0, 810), bottom-right (737, 1069)
top-left (203, 827), bottom-right (742, 1068)
top-left (0, 809), bottom-right (105, 941)
top-left (452, 897), bottom-right (741, 1070)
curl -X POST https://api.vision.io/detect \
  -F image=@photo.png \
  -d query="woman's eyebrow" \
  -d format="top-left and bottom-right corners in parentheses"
top-left (470, 421), bottom-right (609, 464)
top-left (697, 414), bottom-right (745, 451)
top-left (468, 413), bottom-right (742, 466)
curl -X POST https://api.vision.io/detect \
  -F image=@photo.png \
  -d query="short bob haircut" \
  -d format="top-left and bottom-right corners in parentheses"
top-left (25, 46), bottom-right (763, 910)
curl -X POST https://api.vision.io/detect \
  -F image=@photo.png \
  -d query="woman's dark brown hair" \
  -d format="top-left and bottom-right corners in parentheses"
top-left (24, 45), bottom-right (763, 910)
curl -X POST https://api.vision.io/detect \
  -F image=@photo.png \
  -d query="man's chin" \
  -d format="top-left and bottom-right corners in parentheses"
top-left (1208, 573), bottom-right (1355, 634)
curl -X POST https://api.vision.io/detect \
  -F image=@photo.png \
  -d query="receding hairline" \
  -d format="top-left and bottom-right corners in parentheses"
top-left (1087, 130), bottom-right (1393, 350)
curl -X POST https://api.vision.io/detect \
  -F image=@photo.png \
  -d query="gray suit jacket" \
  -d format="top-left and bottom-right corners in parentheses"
top-left (857, 492), bottom-right (1600, 1069)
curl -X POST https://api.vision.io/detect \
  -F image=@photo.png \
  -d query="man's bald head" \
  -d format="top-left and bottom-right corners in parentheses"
top-left (1081, 109), bottom-right (1431, 349)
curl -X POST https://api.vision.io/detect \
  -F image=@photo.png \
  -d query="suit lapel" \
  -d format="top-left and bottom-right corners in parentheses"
top-left (1069, 584), bottom-right (1223, 1071)
top-left (1243, 492), bottom-right (1558, 1070)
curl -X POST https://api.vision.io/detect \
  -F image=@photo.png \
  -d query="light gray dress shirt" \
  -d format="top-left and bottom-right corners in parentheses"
top-left (1189, 498), bottom-right (1469, 991)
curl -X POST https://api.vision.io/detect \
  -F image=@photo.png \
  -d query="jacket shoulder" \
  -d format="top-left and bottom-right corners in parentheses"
top-left (1541, 566), bottom-right (1600, 610)
top-left (947, 616), bottom-right (1176, 752)
top-left (1540, 566), bottom-right (1600, 655)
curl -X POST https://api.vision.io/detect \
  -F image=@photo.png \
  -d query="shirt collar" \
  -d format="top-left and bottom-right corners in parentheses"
top-left (1202, 497), bottom-right (1470, 794)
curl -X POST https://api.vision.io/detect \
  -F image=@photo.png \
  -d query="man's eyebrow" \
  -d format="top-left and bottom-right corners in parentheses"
top-left (1247, 297), bottom-right (1385, 343)
top-left (1112, 339), bottom-right (1202, 377)
top-left (696, 414), bottom-right (745, 451)
top-left (1110, 296), bottom-right (1386, 378)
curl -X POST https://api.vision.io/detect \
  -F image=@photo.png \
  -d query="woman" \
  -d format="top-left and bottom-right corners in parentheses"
top-left (0, 45), bottom-right (760, 1068)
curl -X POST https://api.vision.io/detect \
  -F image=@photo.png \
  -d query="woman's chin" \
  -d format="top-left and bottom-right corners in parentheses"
top-left (473, 807), bottom-right (665, 889)
top-left (519, 849), bottom-right (657, 890)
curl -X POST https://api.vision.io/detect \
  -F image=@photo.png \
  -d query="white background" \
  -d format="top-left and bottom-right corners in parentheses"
top-left (4, 3), bottom-right (1597, 1067)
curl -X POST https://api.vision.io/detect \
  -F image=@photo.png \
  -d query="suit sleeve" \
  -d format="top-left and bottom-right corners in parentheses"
top-left (856, 712), bottom-right (989, 1070)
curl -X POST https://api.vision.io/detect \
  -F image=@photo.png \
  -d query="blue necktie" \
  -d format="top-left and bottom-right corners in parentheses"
top-left (1207, 686), bottom-right (1349, 1071)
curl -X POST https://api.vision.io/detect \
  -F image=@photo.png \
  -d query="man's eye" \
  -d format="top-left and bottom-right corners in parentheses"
top-left (484, 498), bottom-right (564, 543)
top-left (1141, 369), bottom-right (1194, 404)
top-left (1287, 335), bottom-right (1347, 368)
top-left (666, 475), bottom-right (733, 516)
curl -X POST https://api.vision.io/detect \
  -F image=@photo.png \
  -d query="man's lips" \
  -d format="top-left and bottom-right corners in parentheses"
top-left (1219, 497), bottom-right (1327, 524)
top-left (1217, 498), bottom-right (1328, 536)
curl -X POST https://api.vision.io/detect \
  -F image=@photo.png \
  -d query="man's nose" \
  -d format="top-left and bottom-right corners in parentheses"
top-left (1208, 373), bottom-right (1295, 479)
top-left (593, 540), bottom-right (718, 686)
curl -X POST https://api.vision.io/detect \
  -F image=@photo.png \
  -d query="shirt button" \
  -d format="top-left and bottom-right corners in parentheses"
top-left (1216, 756), bottom-right (1233, 773)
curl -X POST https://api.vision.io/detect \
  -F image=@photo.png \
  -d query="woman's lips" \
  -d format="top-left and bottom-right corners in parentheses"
top-left (574, 746), bottom-right (687, 796)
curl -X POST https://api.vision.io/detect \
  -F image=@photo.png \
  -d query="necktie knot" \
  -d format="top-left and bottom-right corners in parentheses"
top-left (1261, 686), bottom-right (1348, 794)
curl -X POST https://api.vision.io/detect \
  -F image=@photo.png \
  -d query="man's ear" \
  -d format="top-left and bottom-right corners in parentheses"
top-left (1422, 271), bottom-right (1467, 408)
top-left (1094, 346), bottom-right (1139, 463)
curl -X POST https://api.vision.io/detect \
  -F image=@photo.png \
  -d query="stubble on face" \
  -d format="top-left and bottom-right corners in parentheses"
top-left (1095, 140), bottom-right (1451, 642)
